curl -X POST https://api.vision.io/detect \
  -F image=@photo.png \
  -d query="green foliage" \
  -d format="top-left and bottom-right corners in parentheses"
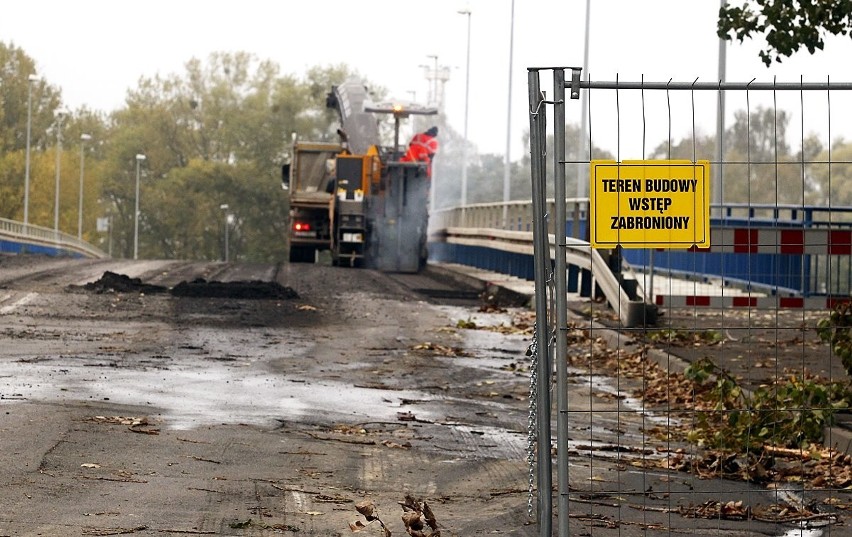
top-left (0, 152), bottom-right (24, 219)
top-left (0, 42), bottom-right (63, 152)
top-left (96, 54), bottom-right (366, 260)
top-left (718, 1), bottom-right (852, 66)
top-left (817, 301), bottom-right (852, 377)
top-left (0, 42), bottom-right (375, 260)
top-left (685, 357), bottom-right (851, 451)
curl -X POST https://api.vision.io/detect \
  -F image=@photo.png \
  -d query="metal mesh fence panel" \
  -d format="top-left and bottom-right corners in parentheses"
top-left (527, 68), bottom-right (852, 537)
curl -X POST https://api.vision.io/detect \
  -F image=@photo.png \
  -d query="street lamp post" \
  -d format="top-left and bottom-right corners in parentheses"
top-left (24, 74), bottom-right (38, 227)
top-left (502, 0), bottom-right (515, 228)
top-left (133, 154), bottom-right (146, 259)
top-left (78, 134), bottom-right (92, 240)
top-left (54, 109), bottom-right (66, 233)
top-left (458, 8), bottom-right (472, 208)
top-left (219, 203), bottom-right (230, 262)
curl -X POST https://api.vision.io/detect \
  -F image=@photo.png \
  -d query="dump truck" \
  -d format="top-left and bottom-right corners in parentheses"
top-left (282, 80), bottom-right (436, 272)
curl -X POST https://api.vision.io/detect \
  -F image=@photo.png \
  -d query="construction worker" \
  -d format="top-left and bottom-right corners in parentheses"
top-left (400, 126), bottom-right (439, 177)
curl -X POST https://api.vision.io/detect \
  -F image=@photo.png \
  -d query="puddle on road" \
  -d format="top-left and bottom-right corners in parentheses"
top-left (1, 354), bottom-right (446, 430)
top-left (434, 305), bottom-right (530, 366)
top-left (0, 322), bottom-right (524, 450)
top-left (436, 305), bottom-right (518, 330)
top-left (437, 305), bottom-right (687, 457)
top-left (0, 306), bottom-right (536, 459)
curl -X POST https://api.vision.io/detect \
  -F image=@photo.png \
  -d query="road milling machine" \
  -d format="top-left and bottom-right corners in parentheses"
top-left (282, 80), bottom-right (437, 272)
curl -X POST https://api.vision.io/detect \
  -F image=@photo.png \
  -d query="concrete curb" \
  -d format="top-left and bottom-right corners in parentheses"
top-left (425, 263), bottom-right (533, 308)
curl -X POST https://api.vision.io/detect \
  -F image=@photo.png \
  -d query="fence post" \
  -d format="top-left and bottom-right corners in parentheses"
top-left (527, 68), bottom-right (552, 537)
top-left (553, 68), bottom-right (571, 537)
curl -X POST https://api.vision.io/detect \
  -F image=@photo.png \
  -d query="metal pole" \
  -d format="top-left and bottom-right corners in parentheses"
top-left (715, 0), bottom-right (728, 218)
top-left (459, 9), bottom-right (472, 208)
top-left (577, 0), bottom-right (591, 200)
top-left (224, 216), bottom-right (230, 263)
top-left (394, 115), bottom-right (401, 160)
top-left (527, 68), bottom-right (552, 537)
top-left (78, 134), bottom-right (91, 240)
top-left (427, 54), bottom-right (437, 106)
top-left (134, 154), bottom-right (145, 259)
top-left (220, 203), bottom-right (230, 262)
top-left (24, 75), bottom-right (36, 228)
top-left (427, 55), bottom-right (438, 213)
top-left (54, 111), bottom-right (64, 233)
top-left (502, 0), bottom-right (515, 229)
top-left (553, 69), bottom-right (570, 537)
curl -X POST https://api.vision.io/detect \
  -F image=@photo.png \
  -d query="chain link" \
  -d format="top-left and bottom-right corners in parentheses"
top-left (526, 244), bottom-right (556, 518)
top-left (525, 324), bottom-right (538, 518)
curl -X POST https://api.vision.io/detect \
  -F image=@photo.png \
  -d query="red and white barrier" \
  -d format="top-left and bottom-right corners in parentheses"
top-left (690, 228), bottom-right (852, 255)
top-left (655, 294), bottom-right (850, 310)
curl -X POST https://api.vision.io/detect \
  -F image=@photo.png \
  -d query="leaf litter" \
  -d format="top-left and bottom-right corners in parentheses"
top-left (556, 319), bottom-right (852, 526)
top-left (350, 495), bottom-right (440, 536)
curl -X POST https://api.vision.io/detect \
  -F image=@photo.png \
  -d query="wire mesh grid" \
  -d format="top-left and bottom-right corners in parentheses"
top-left (527, 68), bottom-right (852, 536)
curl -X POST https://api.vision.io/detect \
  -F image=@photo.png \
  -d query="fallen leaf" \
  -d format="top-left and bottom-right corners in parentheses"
top-left (381, 440), bottom-right (411, 449)
top-left (349, 520), bottom-right (368, 532)
top-left (355, 500), bottom-right (377, 521)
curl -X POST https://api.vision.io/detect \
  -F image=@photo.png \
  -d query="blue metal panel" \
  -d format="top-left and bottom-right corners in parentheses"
top-left (430, 205), bottom-right (852, 297)
top-left (0, 239), bottom-right (83, 258)
top-left (428, 242), bottom-right (535, 281)
top-left (622, 249), bottom-right (806, 294)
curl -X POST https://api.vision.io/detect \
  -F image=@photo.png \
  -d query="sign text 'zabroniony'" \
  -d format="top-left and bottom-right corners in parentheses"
top-left (589, 160), bottom-right (710, 249)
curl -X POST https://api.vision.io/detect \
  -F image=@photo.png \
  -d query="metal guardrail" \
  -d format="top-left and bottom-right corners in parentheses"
top-left (434, 225), bottom-right (651, 327)
top-left (430, 198), bottom-right (588, 233)
top-left (432, 200), bottom-right (852, 233)
top-left (430, 200), bottom-right (852, 299)
top-left (0, 217), bottom-right (107, 259)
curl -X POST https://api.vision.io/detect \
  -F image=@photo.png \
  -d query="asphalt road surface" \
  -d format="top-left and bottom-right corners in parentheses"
top-left (0, 255), bottom-right (843, 536)
top-left (0, 255), bottom-right (539, 536)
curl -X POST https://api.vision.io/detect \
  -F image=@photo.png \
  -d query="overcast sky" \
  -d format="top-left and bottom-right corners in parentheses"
top-left (3, 0), bottom-right (852, 159)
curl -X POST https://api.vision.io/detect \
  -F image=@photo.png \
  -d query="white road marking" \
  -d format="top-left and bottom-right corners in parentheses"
top-left (0, 292), bottom-right (38, 315)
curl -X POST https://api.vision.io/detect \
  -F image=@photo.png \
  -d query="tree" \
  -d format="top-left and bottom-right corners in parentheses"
top-left (0, 42), bottom-right (68, 221)
top-left (0, 152), bottom-right (24, 219)
top-left (515, 124), bottom-right (615, 203)
top-left (806, 138), bottom-right (852, 207)
top-left (101, 53), bottom-right (365, 261)
top-left (718, 0), bottom-right (852, 66)
top-left (0, 42), bottom-right (62, 152)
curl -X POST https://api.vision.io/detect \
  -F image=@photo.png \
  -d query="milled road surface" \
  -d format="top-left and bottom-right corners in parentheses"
top-left (0, 255), bottom-right (840, 536)
top-left (0, 255), bottom-right (537, 536)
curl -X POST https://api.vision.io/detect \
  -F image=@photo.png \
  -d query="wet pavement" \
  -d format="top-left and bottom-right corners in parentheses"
top-left (0, 256), bottom-right (546, 535)
top-left (0, 255), bottom-right (849, 536)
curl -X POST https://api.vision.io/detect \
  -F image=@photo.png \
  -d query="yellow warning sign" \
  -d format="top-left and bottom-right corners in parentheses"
top-left (589, 160), bottom-right (710, 249)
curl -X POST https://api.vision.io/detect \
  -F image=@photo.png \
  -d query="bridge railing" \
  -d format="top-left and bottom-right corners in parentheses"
top-left (0, 217), bottom-right (107, 259)
top-left (429, 200), bottom-right (852, 302)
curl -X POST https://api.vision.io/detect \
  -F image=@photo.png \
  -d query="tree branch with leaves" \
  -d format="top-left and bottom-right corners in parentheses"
top-left (718, 0), bottom-right (852, 65)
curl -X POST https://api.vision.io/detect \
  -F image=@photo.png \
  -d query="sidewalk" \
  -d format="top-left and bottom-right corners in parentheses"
top-left (429, 261), bottom-right (852, 455)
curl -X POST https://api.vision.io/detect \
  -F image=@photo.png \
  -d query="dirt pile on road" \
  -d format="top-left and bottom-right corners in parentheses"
top-left (170, 278), bottom-right (299, 299)
top-left (76, 272), bottom-right (299, 300)
top-left (78, 271), bottom-right (168, 294)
